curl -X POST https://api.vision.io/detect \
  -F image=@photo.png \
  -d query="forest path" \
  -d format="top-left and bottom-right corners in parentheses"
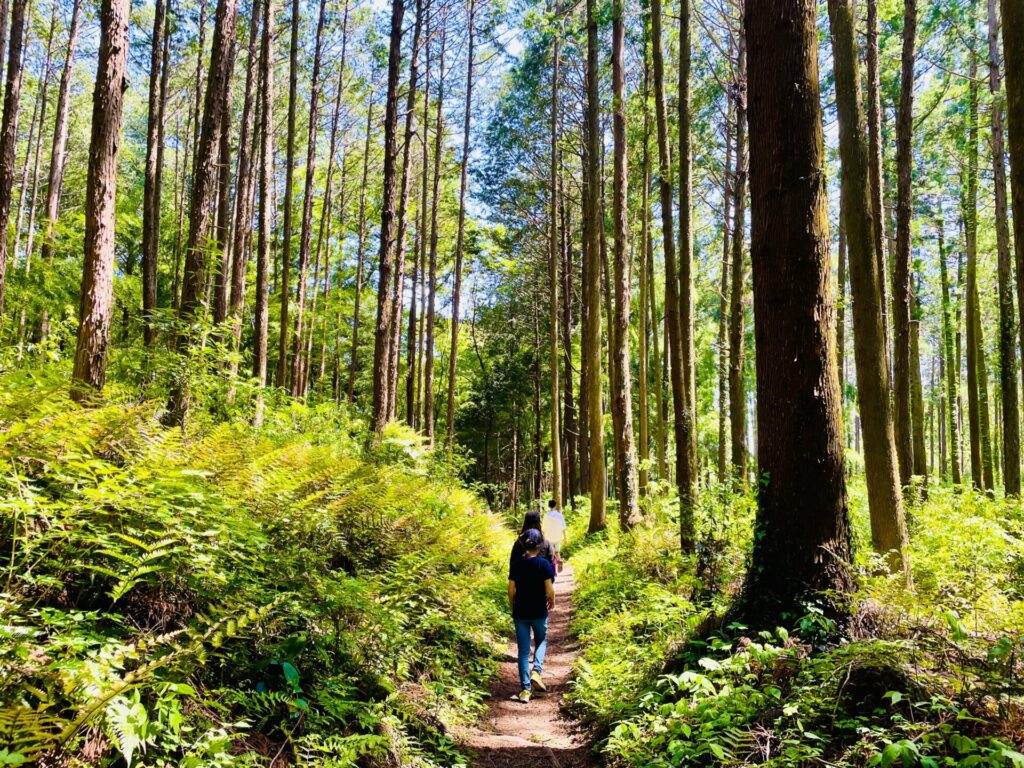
top-left (462, 563), bottom-right (593, 768)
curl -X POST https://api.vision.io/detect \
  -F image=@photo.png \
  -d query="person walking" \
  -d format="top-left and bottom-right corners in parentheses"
top-left (508, 528), bottom-right (556, 703)
top-left (543, 499), bottom-right (567, 572)
top-left (509, 509), bottom-right (556, 574)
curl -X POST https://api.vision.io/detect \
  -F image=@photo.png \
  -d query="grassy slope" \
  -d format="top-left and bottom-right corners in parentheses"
top-left (564, 482), bottom-right (1024, 767)
top-left (0, 371), bottom-right (512, 767)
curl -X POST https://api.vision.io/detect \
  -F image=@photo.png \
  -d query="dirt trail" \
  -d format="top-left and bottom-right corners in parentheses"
top-left (462, 563), bottom-right (593, 768)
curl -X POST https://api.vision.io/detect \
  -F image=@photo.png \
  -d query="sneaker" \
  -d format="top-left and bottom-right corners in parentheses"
top-left (513, 689), bottom-right (531, 703)
top-left (531, 671), bottom-right (547, 692)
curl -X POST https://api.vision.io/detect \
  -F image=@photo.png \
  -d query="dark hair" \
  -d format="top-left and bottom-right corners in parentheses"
top-left (548, 499), bottom-right (556, 509)
top-left (520, 510), bottom-right (542, 534)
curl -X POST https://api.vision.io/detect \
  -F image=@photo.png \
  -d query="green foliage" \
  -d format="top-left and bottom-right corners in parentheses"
top-left (566, 484), bottom-right (1024, 767)
top-left (0, 372), bottom-right (511, 766)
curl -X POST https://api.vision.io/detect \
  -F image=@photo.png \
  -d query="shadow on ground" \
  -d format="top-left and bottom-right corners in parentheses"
top-left (469, 744), bottom-right (595, 768)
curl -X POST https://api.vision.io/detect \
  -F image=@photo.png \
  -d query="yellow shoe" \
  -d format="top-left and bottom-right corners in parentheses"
top-left (531, 671), bottom-right (546, 692)
top-left (513, 689), bottom-right (531, 703)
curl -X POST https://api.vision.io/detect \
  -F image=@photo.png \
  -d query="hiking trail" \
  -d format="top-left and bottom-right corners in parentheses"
top-left (462, 563), bottom-right (593, 768)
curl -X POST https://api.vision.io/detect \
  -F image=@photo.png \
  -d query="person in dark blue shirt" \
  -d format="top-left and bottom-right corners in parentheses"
top-left (507, 528), bottom-right (556, 703)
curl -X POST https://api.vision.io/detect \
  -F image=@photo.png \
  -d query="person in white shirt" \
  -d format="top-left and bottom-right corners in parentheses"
top-left (543, 499), bottom-right (568, 572)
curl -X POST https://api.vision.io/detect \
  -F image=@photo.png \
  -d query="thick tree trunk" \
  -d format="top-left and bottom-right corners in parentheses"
top-left (1003, 0), bottom-right (1024, 422)
top-left (446, 0), bottom-right (476, 448)
top-left (892, 0), bottom-right (916, 484)
top-left (71, 0), bottom-right (129, 400)
top-left (826, 0), bottom-right (910, 579)
top-left (0, 0), bottom-right (27, 316)
top-left (728, 17), bottom-right (748, 485)
top-left (738, 0), bottom-right (853, 628)
top-left (611, 0), bottom-right (639, 527)
top-left (651, 0), bottom-right (690, 548)
top-left (548, 25), bottom-right (563, 507)
top-left (583, 0), bottom-right (606, 531)
top-left (990, 0), bottom-right (1020, 496)
top-left (371, 0), bottom-right (407, 432)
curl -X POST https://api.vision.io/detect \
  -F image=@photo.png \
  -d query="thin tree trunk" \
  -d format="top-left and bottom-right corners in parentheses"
top-left (728, 15), bottom-right (748, 485)
top-left (253, 0), bottom-right (275, 427)
top-left (938, 219), bottom-right (962, 484)
top-left (826, 0), bottom-right (911, 579)
top-left (640, 30), bottom-right (653, 496)
top-left (866, 0), bottom-right (890, 369)
top-left (548, 23), bottom-right (563, 507)
top-left (989, 0), bottom-right (1020, 495)
top-left (142, 0), bottom-right (167, 345)
top-left (424, 27), bottom-right (446, 442)
top-left (892, 0), bottom-right (916, 484)
top-left (837, 221), bottom-right (847, 414)
top-left (408, 21), bottom-right (431, 428)
top-left (446, 0), bottom-right (475, 448)
top-left (910, 273), bottom-right (927, 478)
top-left (611, 0), bottom-right (639, 526)
top-left (649, 216), bottom-right (666, 480)
top-left (717, 41), bottom-right (733, 487)
top-left (276, 0), bottom-right (300, 388)
top-left (561, 194), bottom-right (578, 500)
top-left (348, 97), bottom-right (374, 403)
top-left (739, 0), bottom-right (853, 628)
top-left (70, 0), bottom-right (129, 400)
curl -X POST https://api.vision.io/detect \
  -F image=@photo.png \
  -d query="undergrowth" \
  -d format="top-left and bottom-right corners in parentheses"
top-left (0, 370), bottom-right (511, 767)
top-left (565, 482), bottom-right (1024, 767)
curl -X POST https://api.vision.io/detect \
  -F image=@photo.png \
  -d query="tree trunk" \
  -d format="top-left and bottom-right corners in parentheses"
top-left (866, 0), bottom-right (890, 370)
top-left (548, 23), bottom-right (563, 507)
top-left (611, 0), bottom-right (639, 527)
top-left (990, 0), bottom-right (1020, 496)
top-left (892, 0), bottom-right (916, 484)
top-left (0, 0), bottom-right (27, 316)
top-left (277, 0), bottom-right (301, 389)
top-left (561, 194), bottom-right (578, 501)
top-left (1003, 1), bottom-right (1024, 427)
top-left (938, 219), bottom-right (962, 483)
top-left (728, 15), bottom-right (748, 485)
top-left (141, 0), bottom-right (167, 345)
top-left (371, 0), bottom-right (407, 432)
top-left (348, 97), bottom-right (374, 403)
top-left (212, 90), bottom-right (233, 326)
top-left (837, 221), bottom-right (846, 413)
top-left (649, 221), bottom-right (666, 480)
top-left (408, 21), bottom-right (431, 428)
top-left (584, 0), bottom-right (606, 532)
top-left (738, 0), bottom-right (854, 629)
top-left (169, 0), bottom-right (239, 425)
top-left (826, 0), bottom-right (910, 579)
top-left (424, 28), bottom-right (446, 442)
top-left (389, 0), bottom-right (425, 421)
top-left (910, 274), bottom-right (927, 478)
top-left (651, 0), bottom-right (690, 548)
top-left (253, 0), bottom-right (276, 427)
top-left (640, 32), bottom-right (653, 496)
top-left (70, 0), bottom-right (129, 400)
top-left (678, 0), bottom-right (698, 521)
top-left (717, 38), bottom-right (733, 487)
top-left (446, 0), bottom-right (475, 448)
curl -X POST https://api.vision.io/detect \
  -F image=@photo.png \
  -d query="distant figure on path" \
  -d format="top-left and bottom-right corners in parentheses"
top-left (507, 528), bottom-right (555, 703)
top-left (543, 499), bottom-right (568, 573)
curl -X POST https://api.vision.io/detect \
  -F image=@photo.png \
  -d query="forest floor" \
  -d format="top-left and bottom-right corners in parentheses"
top-left (462, 563), bottom-right (594, 768)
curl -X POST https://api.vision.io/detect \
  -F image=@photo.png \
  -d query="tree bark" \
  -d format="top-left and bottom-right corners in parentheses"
top-left (408, 20), bottom-right (431, 428)
top-left (348, 97), bottom-right (374, 404)
top-left (1003, 0), bottom-right (1024, 426)
top-left (640, 30), bottom-right (653, 496)
top-left (866, 0), bottom-right (891, 370)
top-left (611, 0), bottom-right (639, 527)
top-left (892, 0), bottom-right (916, 484)
top-left (446, 0), bottom-right (476, 448)
top-left (548, 22), bottom-right (563, 507)
top-left (728, 14), bottom-right (748, 485)
top-left (990, 0), bottom-right (1020, 496)
top-left (371, 0), bottom-right (407, 433)
top-left (424, 28), bottom-right (446, 442)
top-left (142, 0), bottom-right (167, 345)
top-left (583, 0), bottom-right (606, 531)
top-left (738, 0), bottom-right (853, 628)
top-left (938, 220), bottom-right (962, 483)
top-left (71, 0), bottom-right (129, 400)
top-left (826, 0), bottom-right (911, 578)
top-left (277, 0), bottom-right (301, 389)
top-left (0, 0), bottom-right (28, 315)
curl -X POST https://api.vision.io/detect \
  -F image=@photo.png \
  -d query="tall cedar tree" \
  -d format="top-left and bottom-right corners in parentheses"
top-left (1004, 0), bottom-right (1024, 391)
top-left (584, 0), bottom-right (606, 532)
top-left (0, 0), bottom-right (26, 316)
top-left (738, 0), bottom-right (853, 628)
top-left (892, 0), bottom-right (916, 484)
top-left (937, 219), bottom-right (962, 483)
top-left (142, 0), bottom-right (168, 345)
top-left (728, 10), bottom-right (748, 485)
top-left (71, 0), bottom-right (129, 399)
top-left (424, 28), bottom-right (447, 442)
top-left (253, 0), bottom-right (275, 426)
top-left (826, 0), bottom-right (911, 579)
top-left (278, 0), bottom-right (300, 388)
top-left (371, 0), bottom-right (406, 433)
top-left (548, 20), bottom-right (563, 508)
top-left (611, 0), bottom-right (640, 527)
top-left (989, 0), bottom-right (1020, 495)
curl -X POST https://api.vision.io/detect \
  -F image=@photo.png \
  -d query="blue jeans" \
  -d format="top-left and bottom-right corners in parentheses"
top-left (514, 617), bottom-right (548, 691)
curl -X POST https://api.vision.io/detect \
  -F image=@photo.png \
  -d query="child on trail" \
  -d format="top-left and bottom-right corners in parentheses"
top-left (543, 499), bottom-right (567, 573)
top-left (508, 509), bottom-right (556, 576)
top-left (507, 528), bottom-right (555, 703)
